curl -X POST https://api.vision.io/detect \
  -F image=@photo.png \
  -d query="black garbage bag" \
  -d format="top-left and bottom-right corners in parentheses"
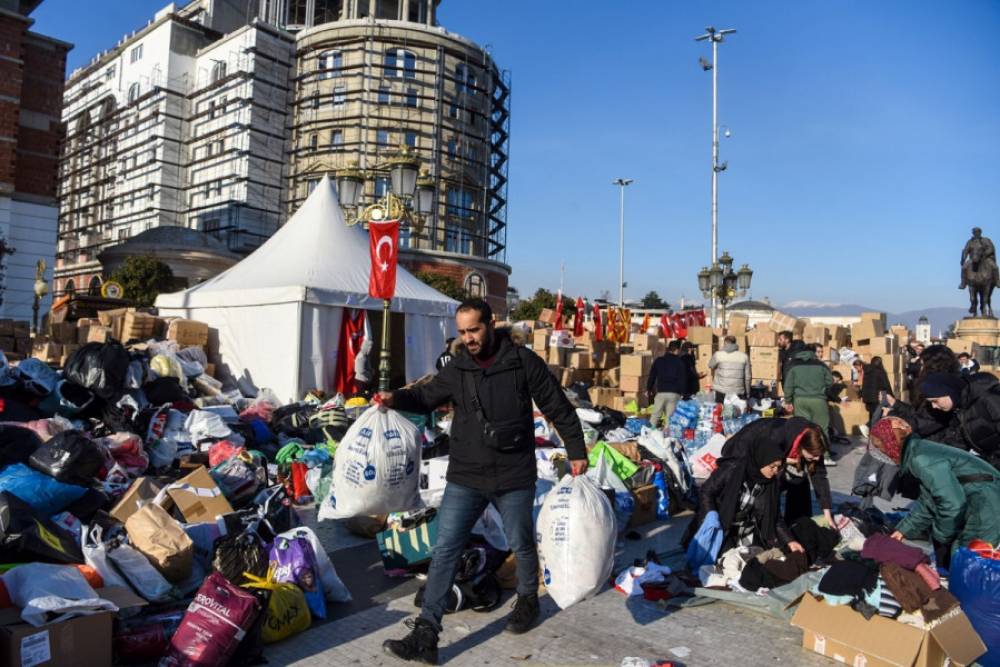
top-left (62, 487), bottom-right (112, 523)
top-left (211, 531), bottom-right (269, 584)
top-left (28, 429), bottom-right (106, 485)
top-left (0, 491), bottom-right (84, 563)
top-left (0, 388), bottom-right (44, 422)
top-left (0, 424), bottom-right (42, 468)
top-left (143, 376), bottom-right (188, 406)
top-left (272, 403), bottom-right (315, 439)
top-left (64, 341), bottom-right (130, 400)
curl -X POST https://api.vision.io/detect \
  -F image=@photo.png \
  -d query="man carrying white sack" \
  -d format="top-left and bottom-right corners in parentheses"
top-left (379, 298), bottom-right (589, 665)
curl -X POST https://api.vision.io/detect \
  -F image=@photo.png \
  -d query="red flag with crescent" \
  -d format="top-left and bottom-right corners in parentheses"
top-left (368, 220), bottom-right (400, 299)
top-left (554, 290), bottom-right (564, 331)
top-left (574, 297), bottom-right (585, 337)
top-left (660, 313), bottom-right (672, 339)
top-left (593, 303), bottom-right (603, 342)
top-left (672, 312), bottom-right (688, 339)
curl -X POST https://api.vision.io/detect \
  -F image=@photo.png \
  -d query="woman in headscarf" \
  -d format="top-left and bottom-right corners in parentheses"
top-left (721, 417), bottom-right (833, 525)
top-left (869, 417), bottom-right (1000, 565)
top-left (683, 428), bottom-right (804, 561)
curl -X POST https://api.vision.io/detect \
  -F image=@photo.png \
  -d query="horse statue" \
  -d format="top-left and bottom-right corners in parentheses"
top-left (965, 243), bottom-right (999, 318)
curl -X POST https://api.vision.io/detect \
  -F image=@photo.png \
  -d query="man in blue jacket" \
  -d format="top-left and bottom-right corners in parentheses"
top-left (647, 340), bottom-right (695, 428)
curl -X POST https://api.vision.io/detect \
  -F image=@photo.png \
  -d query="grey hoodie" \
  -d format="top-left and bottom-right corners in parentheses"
top-left (708, 342), bottom-right (751, 396)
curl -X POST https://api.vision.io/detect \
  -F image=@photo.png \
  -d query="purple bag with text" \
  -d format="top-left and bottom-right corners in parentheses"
top-left (159, 572), bottom-right (261, 667)
top-left (269, 535), bottom-right (327, 619)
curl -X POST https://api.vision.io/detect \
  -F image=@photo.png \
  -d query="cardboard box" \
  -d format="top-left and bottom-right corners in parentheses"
top-left (121, 311), bottom-right (159, 341)
top-left (791, 593), bottom-right (985, 667)
top-left (60, 344), bottom-right (79, 367)
top-left (574, 332), bottom-right (596, 349)
top-left (590, 387), bottom-right (619, 409)
top-left (593, 342), bottom-right (620, 369)
top-left (829, 400), bottom-right (869, 435)
top-left (31, 339), bottom-right (61, 364)
top-left (829, 325), bottom-right (849, 349)
top-left (547, 346), bottom-right (569, 367)
top-left (97, 307), bottom-right (129, 327)
top-left (748, 326), bottom-right (778, 347)
top-left (164, 466), bottom-right (234, 523)
top-left (620, 353), bottom-right (653, 377)
top-left (852, 318), bottom-right (886, 342)
top-left (697, 344), bottom-right (713, 361)
top-left (619, 374), bottom-right (647, 393)
top-left (802, 324), bottom-right (829, 345)
top-left (728, 313), bottom-right (749, 333)
top-left (632, 333), bottom-right (659, 352)
top-left (560, 367), bottom-right (595, 386)
top-left (750, 347), bottom-right (781, 380)
top-left (731, 335), bottom-right (749, 352)
top-left (686, 326), bottom-right (715, 346)
top-left (946, 338), bottom-right (979, 356)
top-left (538, 308), bottom-right (558, 326)
top-left (166, 319), bottom-right (210, 348)
top-left (628, 484), bottom-right (658, 528)
top-left (618, 391), bottom-right (649, 410)
top-left (49, 321), bottom-right (77, 344)
top-left (768, 311), bottom-right (805, 335)
top-left (569, 350), bottom-right (592, 369)
top-left (110, 476), bottom-right (164, 523)
top-left (0, 586), bottom-right (147, 667)
top-left (860, 311), bottom-right (888, 328)
top-left (531, 329), bottom-right (549, 351)
top-left (376, 512), bottom-right (439, 569)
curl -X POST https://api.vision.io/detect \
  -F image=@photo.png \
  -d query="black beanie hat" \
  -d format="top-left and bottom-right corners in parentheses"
top-left (919, 372), bottom-right (964, 406)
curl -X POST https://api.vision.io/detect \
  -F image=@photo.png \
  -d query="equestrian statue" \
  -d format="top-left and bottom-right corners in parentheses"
top-left (959, 227), bottom-right (1000, 318)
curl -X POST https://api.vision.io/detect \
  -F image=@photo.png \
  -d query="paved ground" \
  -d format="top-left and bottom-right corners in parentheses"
top-left (271, 435), bottom-right (889, 667)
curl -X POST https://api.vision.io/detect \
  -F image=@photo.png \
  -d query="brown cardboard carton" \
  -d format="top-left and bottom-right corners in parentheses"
top-left (560, 367), bottom-right (595, 386)
top-left (532, 330), bottom-right (550, 352)
top-left (866, 336), bottom-right (895, 355)
top-left (619, 375), bottom-right (647, 393)
top-left (686, 326), bottom-right (715, 346)
top-left (60, 344), bottom-right (80, 367)
top-left (748, 325), bottom-right (778, 347)
top-left (728, 313), bottom-right (749, 333)
top-left (829, 325), bottom-right (849, 349)
top-left (852, 318), bottom-right (886, 342)
top-left (76, 325), bottom-right (91, 344)
top-left (164, 466), bottom-right (234, 523)
top-left (87, 326), bottom-right (113, 344)
top-left (166, 319), bottom-right (210, 348)
top-left (802, 324), bottom-right (829, 345)
top-left (632, 333), bottom-right (658, 352)
top-left (97, 307), bottom-right (130, 327)
top-left (791, 593), bottom-right (985, 667)
top-left (538, 308), bottom-right (557, 326)
top-left (121, 311), bottom-right (160, 341)
top-left (590, 387), bottom-right (618, 409)
top-left (731, 335), bottom-right (749, 352)
top-left (830, 400), bottom-right (870, 435)
top-left (860, 311), bottom-right (888, 327)
top-left (547, 346), bottom-right (569, 367)
top-left (946, 338), bottom-right (979, 356)
top-left (750, 346), bottom-right (781, 380)
top-left (620, 391), bottom-right (649, 410)
top-left (574, 332), bottom-right (596, 349)
top-left (697, 344), bottom-right (713, 361)
top-left (587, 441), bottom-right (641, 463)
top-left (0, 587), bottom-right (147, 667)
top-left (49, 321), bottom-right (77, 344)
top-left (31, 339), bottom-right (61, 364)
top-left (628, 485), bottom-right (658, 528)
top-left (768, 311), bottom-right (805, 335)
top-left (568, 350), bottom-right (592, 369)
top-left (593, 342), bottom-right (620, 369)
top-left (110, 477), bottom-right (164, 523)
top-left (620, 353), bottom-right (653, 377)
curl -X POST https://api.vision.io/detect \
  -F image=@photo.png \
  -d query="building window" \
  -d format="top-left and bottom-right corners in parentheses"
top-left (311, 92), bottom-right (320, 109)
top-left (117, 229), bottom-right (128, 241)
top-left (399, 225), bottom-right (411, 249)
top-left (376, 129), bottom-right (391, 146)
top-left (375, 176), bottom-right (390, 197)
top-left (209, 99), bottom-right (218, 118)
top-left (148, 146), bottom-right (156, 163)
top-left (330, 129), bottom-right (343, 147)
top-left (317, 50), bottom-right (342, 79)
top-left (127, 83), bottom-right (141, 104)
top-left (377, 86), bottom-right (390, 104)
top-left (211, 60), bottom-right (227, 83)
top-left (447, 187), bottom-right (475, 218)
top-left (446, 138), bottom-right (457, 160)
top-left (130, 44), bottom-right (143, 63)
top-left (88, 276), bottom-right (102, 295)
top-left (445, 227), bottom-right (458, 253)
top-left (384, 48), bottom-right (416, 79)
top-left (65, 279), bottom-right (76, 296)
top-left (307, 178), bottom-right (320, 194)
top-left (404, 130), bottom-right (417, 148)
top-left (376, 0), bottom-right (400, 19)
top-left (448, 102), bottom-right (460, 119)
top-left (405, 88), bottom-right (418, 108)
top-left (465, 272), bottom-right (485, 297)
top-left (309, 133), bottom-right (318, 151)
top-left (333, 85), bottom-right (346, 106)
top-left (203, 217), bottom-right (221, 233)
top-left (105, 66), bottom-right (116, 81)
top-left (456, 63), bottom-right (476, 94)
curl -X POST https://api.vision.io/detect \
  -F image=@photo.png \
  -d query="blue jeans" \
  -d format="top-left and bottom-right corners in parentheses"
top-left (419, 482), bottom-right (538, 628)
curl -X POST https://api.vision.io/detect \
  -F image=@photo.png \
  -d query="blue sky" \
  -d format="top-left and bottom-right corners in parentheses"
top-left (32, 1), bottom-right (1000, 311)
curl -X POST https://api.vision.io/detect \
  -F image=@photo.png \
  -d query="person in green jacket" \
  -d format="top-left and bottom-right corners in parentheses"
top-left (870, 416), bottom-right (1000, 559)
top-left (783, 346), bottom-right (834, 432)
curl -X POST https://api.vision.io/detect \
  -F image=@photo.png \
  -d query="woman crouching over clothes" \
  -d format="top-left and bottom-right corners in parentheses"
top-left (721, 417), bottom-right (834, 526)
top-left (682, 431), bottom-right (805, 570)
top-left (869, 416), bottom-right (1000, 568)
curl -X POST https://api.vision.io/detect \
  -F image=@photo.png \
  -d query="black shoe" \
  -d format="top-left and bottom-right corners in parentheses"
top-left (504, 593), bottom-right (540, 634)
top-left (382, 618), bottom-right (439, 664)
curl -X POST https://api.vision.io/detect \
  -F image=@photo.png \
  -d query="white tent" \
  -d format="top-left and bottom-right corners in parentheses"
top-left (156, 176), bottom-right (457, 401)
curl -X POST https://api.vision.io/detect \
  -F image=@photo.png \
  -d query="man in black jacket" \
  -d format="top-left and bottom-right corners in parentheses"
top-left (647, 340), bottom-right (694, 427)
top-left (379, 299), bottom-right (588, 664)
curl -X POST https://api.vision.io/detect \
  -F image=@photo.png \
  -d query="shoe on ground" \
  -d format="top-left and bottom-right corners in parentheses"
top-left (382, 618), bottom-right (439, 664)
top-left (504, 593), bottom-right (540, 634)
top-left (859, 424), bottom-right (870, 440)
top-left (823, 454), bottom-right (837, 467)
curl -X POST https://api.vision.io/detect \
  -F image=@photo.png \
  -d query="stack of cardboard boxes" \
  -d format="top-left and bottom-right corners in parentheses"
top-left (0, 320), bottom-right (32, 361)
top-left (531, 325), bottom-right (623, 408)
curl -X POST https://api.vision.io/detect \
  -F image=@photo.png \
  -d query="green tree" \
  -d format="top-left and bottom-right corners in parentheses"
top-left (414, 270), bottom-right (467, 301)
top-left (641, 290), bottom-right (669, 309)
top-left (509, 288), bottom-right (581, 322)
top-left (110, 255), bottom-right (175, 308)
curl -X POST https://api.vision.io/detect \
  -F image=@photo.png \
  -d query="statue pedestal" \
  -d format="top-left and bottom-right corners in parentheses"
top-left (954, 317), bottom-right (1000, 347)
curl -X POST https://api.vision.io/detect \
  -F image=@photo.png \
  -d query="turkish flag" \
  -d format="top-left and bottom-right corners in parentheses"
top-left (368, 220), bottom-right (400, 299)
top-left (695, 309), bottom-right (707, 326)
top-left (593, 303), bottom-right (603, 342)
top-left (660, 313), bottom-right (672, 339)
top-left (554, 291), bottom-right (564, 331)
top-left (574, 297), bottom-right (585, 337)
top-left (672, 312), bottom-right (688, 339)
top-left (335, 308), bottom-right (367, 394)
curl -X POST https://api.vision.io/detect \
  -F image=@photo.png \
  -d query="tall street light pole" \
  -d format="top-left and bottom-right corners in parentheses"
top-left (612, 178), bottom-right (633, 307)
top-left (695, 26), bottom-right (735, 328)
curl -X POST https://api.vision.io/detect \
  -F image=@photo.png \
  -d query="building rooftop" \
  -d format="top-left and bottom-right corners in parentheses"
top-left (100, 225), bottom-right (239, 257)
top-left (728, 299), bottom-right (775, 312)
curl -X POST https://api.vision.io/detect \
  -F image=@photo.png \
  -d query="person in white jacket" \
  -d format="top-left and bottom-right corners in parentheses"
top-left (708, 336), bottom-right (751, 404)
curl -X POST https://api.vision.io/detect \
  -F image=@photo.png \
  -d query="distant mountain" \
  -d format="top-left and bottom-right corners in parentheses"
top-left (782, 302), bottom-right (967, 337)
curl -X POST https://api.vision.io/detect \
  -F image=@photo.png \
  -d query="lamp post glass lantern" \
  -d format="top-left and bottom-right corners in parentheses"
top-left (335, 147), bottom-right (436, 392)
top-left (696, 250), bottom-right (752, 328)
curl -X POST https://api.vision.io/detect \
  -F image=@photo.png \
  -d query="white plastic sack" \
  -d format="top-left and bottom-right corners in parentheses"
top-left (277, 526), bottom-right (351, 602)
top-left (575, 408), bottom-right (603, 425)
top-left (108, 543), bottom-right (175, 602)
top-left (82, 525), bottom-right (129, 590)
top-left (472, 505), bottom-right (509, 551)
top-left (587, 452), bottom-right (629, 493)
top-left (184, 409), bottom-right (232, 444)
top-left (537, 475), bottom-right (616, 609)
top-left (3, 563), bottom-right (118, 627)
top-left (614, 562), bottom-right (673, 597)
top-left (691, 433), bottom-right (727, 480)
top-left (319, 406), bottom-right (421, 519)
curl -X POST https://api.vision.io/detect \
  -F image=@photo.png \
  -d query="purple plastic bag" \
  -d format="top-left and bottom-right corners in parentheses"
top-left (269, 536), bottom-right (327, 619)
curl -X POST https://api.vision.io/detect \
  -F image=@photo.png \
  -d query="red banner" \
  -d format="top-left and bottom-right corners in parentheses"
top-left (334, 308), bottom-right (367, 395)
top-left (593, 303), bottom-right (603, 342)
top-left (573, 298), bottom-right (585, 337)
top-left (368, 220), bottom-right (400, 299)
top-left (660, 313), bottom-right (672, 339)
top-left (554, 291), bottom-right (564, 331)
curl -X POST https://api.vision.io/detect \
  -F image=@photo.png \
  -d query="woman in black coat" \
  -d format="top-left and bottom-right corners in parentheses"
top-left (684, 431), bottom-right (805, 556)
top-left (855, 356), bottom-right (893, 422)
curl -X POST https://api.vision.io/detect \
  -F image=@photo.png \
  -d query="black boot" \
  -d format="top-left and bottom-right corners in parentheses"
top-left (504, 593), bottom-right (540, 634)
top-left (382, 618), bottom-right (439, 664)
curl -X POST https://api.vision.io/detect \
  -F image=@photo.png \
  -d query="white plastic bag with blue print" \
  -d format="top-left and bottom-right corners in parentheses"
top-left (536, 475), bottom-right (616, 609)
top-left (319, 405), bottom-right (421, 519)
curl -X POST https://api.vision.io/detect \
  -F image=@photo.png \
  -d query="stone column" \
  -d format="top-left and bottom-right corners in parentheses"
top-left (402, 0), bottom-right (410, 22)
top-left (427, 0), bottom-right (435, 26)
